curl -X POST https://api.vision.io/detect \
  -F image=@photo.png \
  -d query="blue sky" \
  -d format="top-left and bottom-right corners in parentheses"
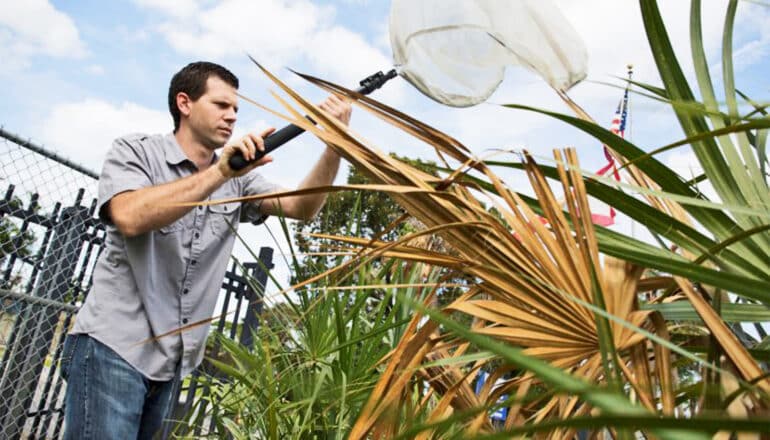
top-left (1, 0), bottom-right (769, 288)
top-left (3, 1), bottom-right (769, 170)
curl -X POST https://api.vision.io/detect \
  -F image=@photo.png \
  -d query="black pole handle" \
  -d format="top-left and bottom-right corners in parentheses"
top-left (227, 122), bottom-right (307, 171)
top-left (228, 69), bottom-right (397, 171)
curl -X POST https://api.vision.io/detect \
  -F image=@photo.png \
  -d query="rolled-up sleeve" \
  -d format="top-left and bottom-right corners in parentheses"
top-left (97, 136), bottom-right (154, 223)
top-left (239, 169), bottom-right (281, 225)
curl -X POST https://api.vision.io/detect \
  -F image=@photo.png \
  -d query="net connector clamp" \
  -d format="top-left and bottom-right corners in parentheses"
top-left (358, 69), bottom-right (398, 95)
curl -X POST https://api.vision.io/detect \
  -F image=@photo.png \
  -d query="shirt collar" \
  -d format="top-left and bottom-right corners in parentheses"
top-left (164, 133), bottom-right (220, 167)
top-left (164, 133), bottom-right (189, 165)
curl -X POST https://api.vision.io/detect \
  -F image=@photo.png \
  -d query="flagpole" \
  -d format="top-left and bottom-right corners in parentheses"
top-left (626, 64), bottom-right (633, 142)
top-left (626, 64), bottom-right (635, 238)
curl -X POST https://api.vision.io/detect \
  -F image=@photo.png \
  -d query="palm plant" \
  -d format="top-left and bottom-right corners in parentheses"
top-left (197, 0), bottom-right (770, 438)
top-left (174, 217), bottom-right (446, 438)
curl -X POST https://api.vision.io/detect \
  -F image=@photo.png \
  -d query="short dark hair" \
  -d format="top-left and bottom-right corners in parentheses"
top-left (168, 61), bottom-right (239, 132)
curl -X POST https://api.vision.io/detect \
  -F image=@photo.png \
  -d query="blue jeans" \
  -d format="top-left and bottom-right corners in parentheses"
top-left (60, 334), bottom-right (178, 440)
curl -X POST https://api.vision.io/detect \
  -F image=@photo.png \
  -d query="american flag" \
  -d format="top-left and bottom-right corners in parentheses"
top-left (611, 85), bottom-right (630, 137)
top-left (514, 69), bottom-right (631, 238)
top-left (591, 75), bottom-right (630, 226)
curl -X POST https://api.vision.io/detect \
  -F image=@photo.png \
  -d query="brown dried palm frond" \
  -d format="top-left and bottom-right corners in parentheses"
top-left (212, 63), bottom-right (768, 438)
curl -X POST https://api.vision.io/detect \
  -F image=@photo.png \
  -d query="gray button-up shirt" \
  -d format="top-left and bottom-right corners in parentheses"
top-left (71, 133), bottom-right (279, 380)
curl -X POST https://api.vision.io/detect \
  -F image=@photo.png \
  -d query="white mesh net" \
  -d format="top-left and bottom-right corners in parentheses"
top-left (390, 0), bottom-right (588, 107)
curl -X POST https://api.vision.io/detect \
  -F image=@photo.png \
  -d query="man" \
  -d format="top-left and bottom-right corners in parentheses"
top-left (60, 61), bottom-right (351, 439)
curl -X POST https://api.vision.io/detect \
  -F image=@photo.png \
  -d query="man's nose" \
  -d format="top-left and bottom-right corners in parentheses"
top-left (224, 108), bottom-right (237, 122)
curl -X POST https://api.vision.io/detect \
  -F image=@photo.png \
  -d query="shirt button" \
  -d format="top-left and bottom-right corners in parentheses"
top-left (198, 206), bottom-right (203, 210)
top-left (183, 288), bottom-right (189, 295)
top-left (182, 318), bottom-right (189, 324)
top-left (194, 232), bottom-right (200, 239)
top-left (191, 260), bottom-right (197, 266)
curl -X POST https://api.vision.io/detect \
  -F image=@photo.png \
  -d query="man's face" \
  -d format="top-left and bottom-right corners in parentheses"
top-left (185, 76), bottom-right (238, 150)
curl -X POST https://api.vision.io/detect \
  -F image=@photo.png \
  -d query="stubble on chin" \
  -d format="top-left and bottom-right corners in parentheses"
top-left (211, 136), bottom-right (228, 150)
top-left (201, 130), bottom-right (229, 151)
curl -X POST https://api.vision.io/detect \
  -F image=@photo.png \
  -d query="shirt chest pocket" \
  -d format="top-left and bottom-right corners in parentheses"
top-left (207, 202), bottom-right (240, 238)
top-left (159, 211), bottom-right (193, 234)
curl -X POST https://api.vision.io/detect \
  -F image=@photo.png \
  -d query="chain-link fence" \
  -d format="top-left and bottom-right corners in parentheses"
top-left (0, 127), bottom-right (102, 439)
top-left (0, 127), bottom-right (272, 439)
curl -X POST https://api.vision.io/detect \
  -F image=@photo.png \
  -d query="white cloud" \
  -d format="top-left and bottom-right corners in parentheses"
top-left (733, 37), bottom-right (770, 72)
top-left (555, 0), bottom-right (726, 85)
top-left (731, 4), bottom-right (770, 72)
top-left (231, 118), bottom-right (273, 142)
top-left (306, 26), bottom-right (394, 87)
top-left (133, 0), bottom-right (201, 20)
top-left (39, 99), bottom-right (171, 171)
top-left (133, 0), bottom-right (403, 103)
top-left (85, 64), bottom-right (105, 75)
top-left (140, 0), bottom-right (333, 62)
top-left (664, 150), bottom-right (719, 202)
top-left (303, 26), bottom-right (408, 105)
top-left (114, 24), bottom-right (152, 44)
top-left (0, 0), bottom-right (87, 69)
top-left (375, 14), bottom-right (392, 54)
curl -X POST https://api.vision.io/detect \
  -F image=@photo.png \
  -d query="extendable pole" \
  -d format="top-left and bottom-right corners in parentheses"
top-left (228, 69), bottom-right (397, 171)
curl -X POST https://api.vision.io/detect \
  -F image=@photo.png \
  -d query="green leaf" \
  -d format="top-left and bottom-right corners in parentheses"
top-left (470, 415), bottom-right (770, 439)
top-left (597, 227), bottom-right (770, 304)
top-left (621, 119), bottom-right (770, 170)
top-left (641, 302), bottom-right (770, 322)
top-left (500, 103), bottom-right (770, 271)
top-left (735, 89), bottom-right (769, 163)
top-left (477, 160), bottom-right (764, 277)
top-left (443, 163), bottom-right (770, 295)
top-left (419, 351), bottom-right (496, 369)
top-left (644, 0), bottom-right (744, 213)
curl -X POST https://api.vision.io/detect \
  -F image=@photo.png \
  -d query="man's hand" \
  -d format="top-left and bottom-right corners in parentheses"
top-left (217, 127), bottom-right (276, 178)
top-left (217, 96), bottom-right (349, 180)
top-left (256, 95), bottom-right (351, 220)
top-left (319, 95), bottom-right (352, 126)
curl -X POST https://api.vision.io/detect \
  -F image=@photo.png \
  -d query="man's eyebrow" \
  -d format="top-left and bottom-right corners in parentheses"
top-left (214, 99), bottom-right (238, 112)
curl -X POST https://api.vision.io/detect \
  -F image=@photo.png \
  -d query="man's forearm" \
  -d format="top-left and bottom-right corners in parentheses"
top-left (259, 95), bottom-right (350, 221)
top-left (109, 166), bottom-right (228, 237)
top-left (264, 147), bottom-right (341, 220)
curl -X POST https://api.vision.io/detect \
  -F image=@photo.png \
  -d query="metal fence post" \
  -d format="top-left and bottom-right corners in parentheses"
top-left (0, 205), bottom-right (88, 438)
top-left (239, 247), bottom-right (273, 350)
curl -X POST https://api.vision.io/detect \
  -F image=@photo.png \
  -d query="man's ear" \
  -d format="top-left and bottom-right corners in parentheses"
top-left (176, 92), bottom-right (192, 117)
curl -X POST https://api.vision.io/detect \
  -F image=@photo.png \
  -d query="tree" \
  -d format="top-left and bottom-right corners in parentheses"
top-left (290, 155), bottom-right (440, 284)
